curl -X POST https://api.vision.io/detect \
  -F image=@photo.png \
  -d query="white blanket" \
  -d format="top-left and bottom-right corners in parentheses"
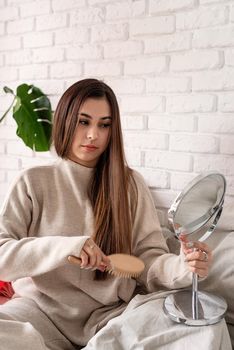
top-left (84, 202), bottom-right (234, 350)
top-left (83, 291), bottom-right (232, 350)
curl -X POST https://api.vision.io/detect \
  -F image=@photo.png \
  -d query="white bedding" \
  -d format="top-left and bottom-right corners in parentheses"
top-left (83, 291), bottom-right (232, 350)
top-left (84, 202), bottom-right (234, 350)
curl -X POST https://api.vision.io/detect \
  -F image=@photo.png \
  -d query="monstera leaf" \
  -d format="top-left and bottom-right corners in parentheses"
top-left (1, 84), bottom-right (52, 151)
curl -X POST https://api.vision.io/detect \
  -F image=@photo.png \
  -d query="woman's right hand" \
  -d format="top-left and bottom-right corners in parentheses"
top-left (79, 238), bottom-right (110, 272)
top-left (179, 235), bottom-right (212, 278)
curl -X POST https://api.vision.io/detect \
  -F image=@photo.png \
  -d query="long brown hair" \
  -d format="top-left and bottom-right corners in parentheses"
top-left (52, 79), bottom-right (137, 274)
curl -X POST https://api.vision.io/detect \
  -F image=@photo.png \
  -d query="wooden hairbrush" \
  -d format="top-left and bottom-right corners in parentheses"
top-left (67, 253), bottom-right (145, 279)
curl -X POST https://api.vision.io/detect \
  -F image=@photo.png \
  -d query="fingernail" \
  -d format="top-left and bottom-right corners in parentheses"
top-left (186, 242), bottom-right (194, 248)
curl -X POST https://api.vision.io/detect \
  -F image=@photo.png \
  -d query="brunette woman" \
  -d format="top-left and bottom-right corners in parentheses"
top-left (0, 79), bottom-right (211, 350)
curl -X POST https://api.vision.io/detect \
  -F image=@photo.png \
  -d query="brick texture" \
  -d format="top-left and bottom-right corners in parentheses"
top-left (1, 0), bottom-right (234, 225)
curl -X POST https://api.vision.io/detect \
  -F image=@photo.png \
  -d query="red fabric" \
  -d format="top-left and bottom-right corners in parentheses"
top-left (0, 281), bottom-right (6, 288)
top-left (0, 281), bottom-right (14, 299)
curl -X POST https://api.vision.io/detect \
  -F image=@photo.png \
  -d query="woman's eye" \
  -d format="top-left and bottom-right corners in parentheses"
top-left (100, 123), bottom-right (111, 128)
top-left (79, 120), bottom-right (89, 126)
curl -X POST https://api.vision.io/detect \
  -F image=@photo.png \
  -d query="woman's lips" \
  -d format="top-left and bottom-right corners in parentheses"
top-left (82, 145), bottom-right (98, 152)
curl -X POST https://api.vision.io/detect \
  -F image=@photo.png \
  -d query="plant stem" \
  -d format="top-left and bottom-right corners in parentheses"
top-left (0, 97), bottom-right (16, 123)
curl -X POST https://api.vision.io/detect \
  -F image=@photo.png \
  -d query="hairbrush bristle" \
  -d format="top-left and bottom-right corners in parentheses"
top-left (106, 268), bottom-right (142, 278)
top-left (106, 268), bottom-right (136, 278)
top-left (106, 254), bottom-right (145, 279)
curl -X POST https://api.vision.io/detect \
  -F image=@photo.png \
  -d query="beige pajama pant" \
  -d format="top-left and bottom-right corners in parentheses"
top-left (0, 297), bottom-right (78, 350)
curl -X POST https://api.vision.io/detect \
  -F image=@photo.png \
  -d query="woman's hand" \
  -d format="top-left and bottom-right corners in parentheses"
top-left (180, 235), bottom-right (212, 278)
top-left (79, 238), bottom-right (110, 272)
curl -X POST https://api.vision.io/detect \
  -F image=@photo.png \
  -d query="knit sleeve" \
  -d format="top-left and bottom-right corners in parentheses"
top-left (131, 171), bottom-right (192, 291)
top-left (0, 174), bottom-right (89, 281)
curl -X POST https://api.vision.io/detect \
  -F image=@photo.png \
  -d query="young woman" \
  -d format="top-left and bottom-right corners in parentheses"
top-left (0, 79), bottom-right (211, 350)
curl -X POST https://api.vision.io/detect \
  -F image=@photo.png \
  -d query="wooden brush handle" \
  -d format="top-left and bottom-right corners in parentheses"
top-left (68, 255), bottom-right (82, 265)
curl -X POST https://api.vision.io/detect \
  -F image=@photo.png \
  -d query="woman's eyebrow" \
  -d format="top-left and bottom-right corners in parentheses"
top-left (79, 112), bottom-right (112, 120)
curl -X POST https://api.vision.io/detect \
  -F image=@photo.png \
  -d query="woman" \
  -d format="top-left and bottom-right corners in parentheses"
top-left (0, 79), bottom-right (211, 350)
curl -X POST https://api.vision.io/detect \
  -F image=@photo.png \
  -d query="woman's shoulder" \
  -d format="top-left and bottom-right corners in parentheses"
top-left (130, 168), bottom-right (149, 191)
top-left (128, 168), bottom-right (155, 204)
top-left (20, 160), bottom-right (58, 180)
top-left (1, 161), bottom-right (59, 209)
top-left (9, 160), bottom-right (60, 191)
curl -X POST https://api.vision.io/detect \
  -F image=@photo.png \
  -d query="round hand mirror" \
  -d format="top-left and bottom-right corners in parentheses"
top-left (168, 172), bottom-right (226, 240)
top-left (164, 172), bottom-right (227, 326)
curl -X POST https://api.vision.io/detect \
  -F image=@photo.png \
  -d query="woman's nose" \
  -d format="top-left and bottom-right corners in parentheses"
top-left (87, 127), bottom-right (98, 140)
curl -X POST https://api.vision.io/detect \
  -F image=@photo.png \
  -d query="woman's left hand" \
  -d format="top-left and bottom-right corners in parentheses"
top-left (180, 235), bottom-right (212, 278)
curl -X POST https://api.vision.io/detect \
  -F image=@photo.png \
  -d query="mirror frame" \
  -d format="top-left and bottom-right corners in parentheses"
top-left (168, 171), bottom-right (226, 239)
top-left (164, 171), bottom-right (227, 326)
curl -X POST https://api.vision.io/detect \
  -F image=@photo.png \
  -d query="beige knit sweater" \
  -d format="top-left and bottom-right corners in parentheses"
top-left (0, 159), bottom-right (192, 346)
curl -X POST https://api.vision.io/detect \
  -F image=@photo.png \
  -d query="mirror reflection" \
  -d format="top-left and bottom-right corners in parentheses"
top-left (169, 173), bottom-right (226, 239)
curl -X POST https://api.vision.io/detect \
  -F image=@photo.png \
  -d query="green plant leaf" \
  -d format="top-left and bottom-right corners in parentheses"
top-left (12, 84), bottom-right (52, 152)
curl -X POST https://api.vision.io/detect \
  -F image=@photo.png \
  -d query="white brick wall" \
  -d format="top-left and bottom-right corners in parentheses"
top-left (1, 0), bottom-right (234, 228)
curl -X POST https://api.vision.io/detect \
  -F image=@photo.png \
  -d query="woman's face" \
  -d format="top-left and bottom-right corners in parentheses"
top-left (68, 97), bottom-right (112, 167)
